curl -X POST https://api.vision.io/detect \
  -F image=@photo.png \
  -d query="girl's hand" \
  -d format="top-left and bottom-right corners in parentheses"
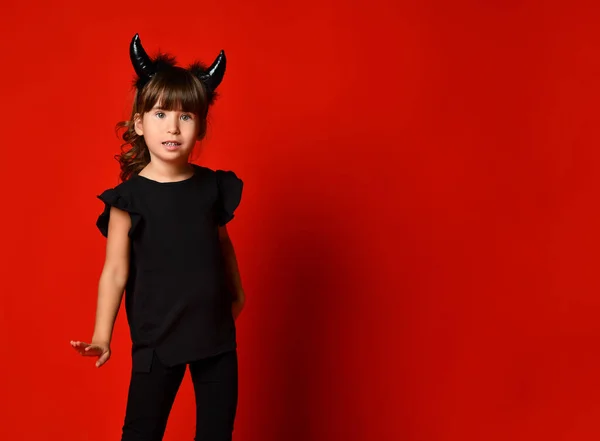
top-left (70, 340), bottom-right (111, 368)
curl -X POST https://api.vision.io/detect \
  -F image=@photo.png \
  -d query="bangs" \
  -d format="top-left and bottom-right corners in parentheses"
top-left (139, 67), bottom-right (208, 116)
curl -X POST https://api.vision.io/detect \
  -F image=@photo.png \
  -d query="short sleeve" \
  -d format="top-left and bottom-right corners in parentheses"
top-left (96, 187), bottom-right (142, 238)
top-left (216, 170), bottom-right (244, 226)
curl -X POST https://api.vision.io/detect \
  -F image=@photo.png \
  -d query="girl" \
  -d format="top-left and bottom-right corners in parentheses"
top-left (70, 34), bottom-right (245, 441)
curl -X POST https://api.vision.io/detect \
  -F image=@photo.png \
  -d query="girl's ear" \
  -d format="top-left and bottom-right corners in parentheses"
top-left (134, 113), bottom-right (144, 136)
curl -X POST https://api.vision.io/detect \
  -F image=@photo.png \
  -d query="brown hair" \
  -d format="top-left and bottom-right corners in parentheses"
top-left (114, 65), bottom-right (211, 182)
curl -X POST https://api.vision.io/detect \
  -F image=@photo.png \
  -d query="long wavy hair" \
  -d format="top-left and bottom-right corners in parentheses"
top-left (114, 60), bottom-right (213, 182)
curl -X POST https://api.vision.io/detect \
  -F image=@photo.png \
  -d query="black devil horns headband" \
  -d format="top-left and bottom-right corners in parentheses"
top-left (129, 33), bottom-right (227, 104)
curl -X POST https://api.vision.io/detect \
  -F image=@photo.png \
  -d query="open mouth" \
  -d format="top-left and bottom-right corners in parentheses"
top-left (162, 142), bottom-right (181, 147)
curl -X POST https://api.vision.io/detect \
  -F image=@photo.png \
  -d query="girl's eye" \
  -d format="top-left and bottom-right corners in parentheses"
top-left (181, 114), bottom-right (192, 121)
top-left (156, 112), bottom-right (165, 118)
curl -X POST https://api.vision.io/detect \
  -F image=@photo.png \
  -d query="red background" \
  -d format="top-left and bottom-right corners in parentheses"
top-left (1, 1), bottom-right (600, 440)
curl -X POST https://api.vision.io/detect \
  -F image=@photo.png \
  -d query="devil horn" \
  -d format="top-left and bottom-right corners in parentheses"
top-left (129, 34), bottom-right (155, 81)
top-left (197, 50), bottom-right (227, 92)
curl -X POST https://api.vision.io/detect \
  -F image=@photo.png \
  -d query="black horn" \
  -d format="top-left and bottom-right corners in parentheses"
top-left (197, 50), bottom-right (227, 92)
top-left (129, 33), bottom-right (155, 82)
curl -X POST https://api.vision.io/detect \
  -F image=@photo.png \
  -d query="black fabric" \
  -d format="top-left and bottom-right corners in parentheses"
top-left (96, 164), bottom-right (243, 372)
top-left (121, 349), bottom-right (238, 441)
top-left (215, 170), bottom-right (243, 226)
top-left (97, 187), bottom-right (143, 238)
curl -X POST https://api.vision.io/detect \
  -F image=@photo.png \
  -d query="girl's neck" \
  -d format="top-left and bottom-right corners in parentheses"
top-left (138, 161), bottom-right (195, 183)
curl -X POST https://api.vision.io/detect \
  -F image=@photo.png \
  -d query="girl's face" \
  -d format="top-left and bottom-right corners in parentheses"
top-left (134, 103), bottom-right (200, 163)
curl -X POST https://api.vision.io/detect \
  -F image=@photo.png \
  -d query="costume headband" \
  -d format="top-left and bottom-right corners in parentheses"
top-left (129, 33), bottom-right (226, 104)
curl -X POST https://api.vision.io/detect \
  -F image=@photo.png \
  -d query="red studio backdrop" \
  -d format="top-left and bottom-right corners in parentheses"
top-left (1, 1), bottom-right (600, 440)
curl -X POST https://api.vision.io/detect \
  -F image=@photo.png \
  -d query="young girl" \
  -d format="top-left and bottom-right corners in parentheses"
top-left (70, 34), bottom-right (245, 441)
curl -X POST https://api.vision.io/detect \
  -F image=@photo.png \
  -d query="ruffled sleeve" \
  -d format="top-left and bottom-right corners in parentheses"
top-left (96, 187), bottom-right (142, 238)
top-left (216, 170), bottom-right (244, 226)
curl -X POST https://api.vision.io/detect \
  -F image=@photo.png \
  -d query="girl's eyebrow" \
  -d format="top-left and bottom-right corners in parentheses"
top-left (151, 106), bottom-right (188, 113)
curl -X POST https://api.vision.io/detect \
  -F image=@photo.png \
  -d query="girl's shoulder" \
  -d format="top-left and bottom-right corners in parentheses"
top-left (190, 163), bottom-right (243, 183)
top-left (110, 175), bottom-right (138, 196)
top-left (96, 177), bottom-right (141, 238)
top-left (190, 163), bottom-right (213, 177)
top-left (190, 163), bottom-right (222, 175)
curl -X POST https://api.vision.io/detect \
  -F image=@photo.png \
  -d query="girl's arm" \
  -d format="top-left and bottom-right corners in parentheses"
top-left (93, 206), bottom-right (132, 344)
top-left (218, 225), bottom-right (246, 320)
top-left (71, 206), bottom-right (131, 367)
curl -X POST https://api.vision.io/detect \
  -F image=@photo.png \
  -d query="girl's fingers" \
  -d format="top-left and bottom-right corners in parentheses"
top-left (71, 341), bottom-right (88, 349)
top-left (72, 343), bottom-right (101, 356)
top-left (96, 352), bottom-right (110, 367)
top-left (70, 341), bottom-right (109, 363)
top-left (71, 343), bottom-right (89, 354)
top-left (83, 346), bottom-right (103, 356)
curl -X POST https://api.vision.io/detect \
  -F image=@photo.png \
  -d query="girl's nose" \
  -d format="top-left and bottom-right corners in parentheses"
top-left (167, 117), bottom-right (180, 134)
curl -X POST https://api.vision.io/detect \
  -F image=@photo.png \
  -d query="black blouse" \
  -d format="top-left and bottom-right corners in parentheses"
top-left (95, 163), bottom-right (243, 372)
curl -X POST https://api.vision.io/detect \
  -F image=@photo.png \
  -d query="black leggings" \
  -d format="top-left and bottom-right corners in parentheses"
top-left (121, 350), bottom-right (238, 441)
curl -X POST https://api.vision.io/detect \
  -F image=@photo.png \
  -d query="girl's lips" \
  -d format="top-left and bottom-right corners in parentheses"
top-left (163, 142), bottom-right (182, 151)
